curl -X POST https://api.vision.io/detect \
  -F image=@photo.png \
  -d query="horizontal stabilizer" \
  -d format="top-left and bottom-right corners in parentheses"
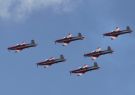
top-left (60, 54), bottom-right (65, 59)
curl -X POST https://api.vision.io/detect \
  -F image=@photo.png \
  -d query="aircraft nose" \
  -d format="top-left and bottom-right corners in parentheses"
top-left (84, 54), bottom-right (88, 57)
top-left (55, 41), bottom-right (57, 44)
top-left (7, 47), bottom-right (12, 50)
top-left (103, 33), bottom-right (106, 36)
top-left (55, 40), bottom-right (59, 44)
top-left (70, 71), bottom-right (72, 75)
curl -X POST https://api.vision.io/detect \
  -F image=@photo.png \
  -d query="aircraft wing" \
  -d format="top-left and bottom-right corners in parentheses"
top-left (111, 36), bottom-right (117, 40)
top-left (91, 56), bottom-right (98, 60)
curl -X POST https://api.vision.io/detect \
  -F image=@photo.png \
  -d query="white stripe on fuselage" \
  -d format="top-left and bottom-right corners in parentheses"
top-left (62, 43), bottom-right (68, 46)
top-left (77, 73), bottom-right (83, 76)
top-left (91, 57), bottom-right (97, 60)
top-left (15, 50), bottom-right (21, 52)
top-left (111, 36), bottom-right (117, 40)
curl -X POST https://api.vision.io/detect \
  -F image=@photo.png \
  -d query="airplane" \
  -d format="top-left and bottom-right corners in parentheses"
top-left (103, 26), bottom-right (133, 40)
top-left (55, 33), bottom-right (85, 46)
top-left (70, 62), bottom-right (100, 76)
top-left (84, 46), bottom-right (113, 60)
top-left (8, 40), bottom-right (37, 52)
top-left (37, 55), bottom-right (66, 68)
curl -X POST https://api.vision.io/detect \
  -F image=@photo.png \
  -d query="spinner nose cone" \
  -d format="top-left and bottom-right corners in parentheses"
top-left (7, 47), bottom-right (10, 50)
top-left (7, 47), bottom-right (13, 50)
top-left (84, 53), bottom-right (88, 57)
top-left (55, 40), bottom-right (59, 44)
top-left (70, 71), bottom-right (72, 75)
top-left (103, 33), bottom-right (107, 36)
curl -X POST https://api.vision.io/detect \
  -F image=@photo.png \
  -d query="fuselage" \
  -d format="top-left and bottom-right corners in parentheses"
top-left (37, 58), bottom-right (66, 66)
top-left (71, 66), bottom-right (99, 74)
top-left (84, 50), bottom-right (113, 57)
top-left (8, 44), bottom-right (37, 50)
top-left (55, 36), bottom-right (84, 43)
top-left (104, 30), bottom-right (132, 37)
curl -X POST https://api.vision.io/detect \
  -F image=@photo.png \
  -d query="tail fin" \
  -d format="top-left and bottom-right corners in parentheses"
top-left (31, 40), bottom-right (36, 45)
top-left (78, 33), bottom-right (83, 37)
top-left (60, 54), bottom-right (64, 59)
top-left (107, 46), bottom-right (113, 51)
top-left (78, 33), bottom-right (84, 40)
top-left (94, 62), bottom-right (98, 67)
top-left (126, 26), bottom-right (132, 32)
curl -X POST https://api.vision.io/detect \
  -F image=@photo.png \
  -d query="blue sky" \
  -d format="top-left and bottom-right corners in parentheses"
top-left (0, 0), bottom-right (135, 95)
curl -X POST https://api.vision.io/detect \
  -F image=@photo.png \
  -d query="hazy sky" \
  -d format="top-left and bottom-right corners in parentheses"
top-left (0, 0), bottom-right (135, 95)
